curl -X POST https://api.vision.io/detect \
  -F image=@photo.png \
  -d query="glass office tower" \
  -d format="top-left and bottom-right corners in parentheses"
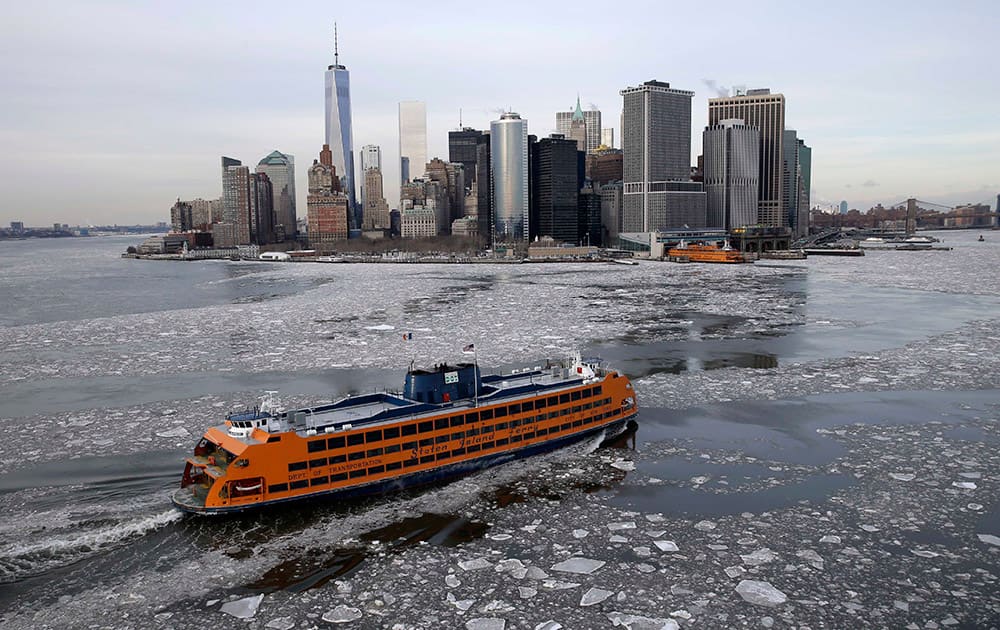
top-left (490, 112), bottom-right (529, 242)
top-left (324, 38), bottom-right (357, 228)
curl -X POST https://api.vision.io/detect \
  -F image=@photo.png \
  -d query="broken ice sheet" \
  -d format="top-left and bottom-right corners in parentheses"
top-left (580, 587), bottom-right (614, 606)
top-left (977, 534), bottom-right (1000, 546)
top-left (654, 540), bottom-right (679, 552)
top-left (550, 557), bottom-right (605, 575)
top-left (322, 605), bottom-right (363, 623)
top-left (606, 611), bottom-right (679, 630)
top-left (466, 618), bottom-right (506, 630)
top-left (740, 548), bottom-right (777, 566)
top-left (219, 594), bottom-right (263, 619)
top-left (735, 580), bottom-right (788, 607)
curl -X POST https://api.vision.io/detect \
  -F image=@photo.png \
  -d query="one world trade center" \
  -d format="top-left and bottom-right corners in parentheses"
top-left (324, 25), bottom-right (358, 229)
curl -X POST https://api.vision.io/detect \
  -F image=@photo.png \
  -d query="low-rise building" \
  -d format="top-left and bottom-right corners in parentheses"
top-left (401, 204), bottom-right (437, 238)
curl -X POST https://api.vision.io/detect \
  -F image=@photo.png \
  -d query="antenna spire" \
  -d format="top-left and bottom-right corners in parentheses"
top-left (334, 22), bottom-right (339, 66)
top-left (459, 108), bottom-right (463, 128)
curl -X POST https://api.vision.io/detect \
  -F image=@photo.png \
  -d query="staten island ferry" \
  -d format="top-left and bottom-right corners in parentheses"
top-left (171, 356), bottom-right (637, 514)
top-left (667, 240), bottom-right (749, 264)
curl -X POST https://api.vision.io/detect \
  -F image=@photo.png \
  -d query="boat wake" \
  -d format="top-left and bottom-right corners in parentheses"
top-left (0, 507), bottom-right (182, 584)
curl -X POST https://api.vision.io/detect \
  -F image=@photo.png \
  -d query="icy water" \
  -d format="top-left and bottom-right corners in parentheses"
top-left (1, 232), bottom-right (999, 628)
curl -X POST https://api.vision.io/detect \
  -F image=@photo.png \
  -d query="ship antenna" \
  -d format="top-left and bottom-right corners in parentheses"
top-left (334, 22), bottom-right (339, 67)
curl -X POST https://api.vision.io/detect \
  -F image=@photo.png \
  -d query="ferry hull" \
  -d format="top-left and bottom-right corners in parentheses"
top-left (172, 415), bottom-right (635, 515)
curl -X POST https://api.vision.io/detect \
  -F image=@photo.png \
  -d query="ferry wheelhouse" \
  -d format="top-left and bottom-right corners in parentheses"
top-left (172, 357), bottom-right (637, 514)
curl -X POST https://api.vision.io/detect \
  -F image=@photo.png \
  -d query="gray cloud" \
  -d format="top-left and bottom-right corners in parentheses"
top-left (701, 79), bottom-right (730, 98)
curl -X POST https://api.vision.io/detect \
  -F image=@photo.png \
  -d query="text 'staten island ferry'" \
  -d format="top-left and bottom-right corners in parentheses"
top-left (171, 355), bottom-right (638, 514)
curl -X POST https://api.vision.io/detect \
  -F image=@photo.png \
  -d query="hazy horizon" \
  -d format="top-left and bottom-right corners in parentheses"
top-left (2, 0), bottom-right (998, 226)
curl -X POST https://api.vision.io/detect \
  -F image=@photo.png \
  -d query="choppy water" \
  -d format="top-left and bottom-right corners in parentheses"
top-left (0, 231), bottom-right (998, 628)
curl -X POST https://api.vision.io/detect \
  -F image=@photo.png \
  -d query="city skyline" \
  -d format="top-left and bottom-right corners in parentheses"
top-left (2, 1), bottom-right (998, 225)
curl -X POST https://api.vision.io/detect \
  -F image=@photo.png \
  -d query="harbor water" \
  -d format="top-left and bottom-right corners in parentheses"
top-left (0, 231), bottom-right (998, 628)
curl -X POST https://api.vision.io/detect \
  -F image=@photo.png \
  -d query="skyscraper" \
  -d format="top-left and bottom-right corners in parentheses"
top-left (399, 101), bottom-right (427, 184)
top-left (448, 128), bottom-right (483, 186)
top-left (221, 157), bottom-right (251, 245)
top-left (601, 128), bottom-right (614, 149)
top-left (490, 113), bottom-right (530, 242)
top-left (797, 139), bottom-right (812, 236)
top-left (708, 89), bottom-right (786, 227)
top-left (308, 146), bottom-right (350, 248)
top-left (249, 172), bottom-right (274, 244)
top-left (256, 150), bottom-right (296, 240)
top-left (840, 200), bottom-right (848, 215)
top-left (703, 119), bottom-right (760, 230)
top-left (360, 144), bottom-right (381, 172)
top-left (362, 167), bottom-right (391, 231)
top-left (476, 133), bottom-right (492, 241)
top-left (324, 26), bottom-right (357, 226)
top-left (556, 97), bottom-right (602, 153)
top-left (533, 134), bottom-right (581, 243)
top-left (621, 80), bottom-right (705, 232)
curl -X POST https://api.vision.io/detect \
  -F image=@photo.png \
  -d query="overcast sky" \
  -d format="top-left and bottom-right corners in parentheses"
top-left (2, 0), bottom-right (998, 226)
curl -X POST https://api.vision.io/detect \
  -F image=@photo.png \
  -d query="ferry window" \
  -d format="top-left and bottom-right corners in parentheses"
top-left (347, 433), bottom-right (364, 446)
top-left (267, 436), bottom-right (281, 443)
top-left (420, 455), bottom-right (435, 464)
top-left (495, 407), bottom-right (508, 418)
top-left (268, 483), bottom-right (288, 493)
top-left (594, 385), bottom-right (603, 395)
top-left (451, 432), bottom-right (464, 441)
top-left (582, 388), bottom-right (592, 398)
top-left (368, 465), bottom-right (385, 475)
top-left (573, 420), bottom-right (583, 427)
top-left (419, 421), bottom-right (433, 433)
top-left (537, 428), bottom-right (548, 436)
top-left (308, 440), bottom-right (326, 453)
top-left (465, 428), bottom-right (479, 437)
top-left (523, 400), bottom-right (535, 411)
top-left (436, 435), bottom-right (449, 444)
top-left (329, 454), bottom-right (347, 464)
top-left (435, 418), bottom-right (449, 430)
top-left (559, 393), bottom-right (570, 404)
top-left (467, 444), bottom-right (481, 453)
top-left (496, 422), bottom-right (509, 430)
top-left (436, 452), bottom-right (449, 461)
top-left (403, 441), bottom-right (417, 450)
top-left (331, 473), bottom-right (348, 482)
top-left (509, 403), bottom-right (521, 414)
top-left (309, 457), bottom-right (328, 468)
top-left (451, 447), bottom-right (466, 457)
top-left (571, 390), bottom-right (582, 401)
top-left (547, 396), bottom-right (558, 406)
top-left (552, 411), bottom-right (562, 418)
top-left (310, 476), bottom-right (328, 486)
top-left (480, 409), bottom-right (493, 420)
top-left (561, 423), bottom-right (572, 431)
top-left (482, 441), bottom-right (494, 450)
top-left (383, 427), bottom-right (400, 439)
top-left (496, 438), bottom-right (509, 447)
top-left (349, 469), bottom-right (366, 479)
top-left (290, 480), bottom-right (308, 490)
top-left (465, 411), bottom-right (479, 423)
top-left (365, 430), bottom-right (382, 443)
top-left (288, 461), bottom-right (307, 472)
top-left (583, 402), bottom-right (593, 410)
top-left (385, 444), bottom-right (401, 454)
top-left (450, 415), bottom-right (464, 428)
top-left (419, 437), bottom-right (433, 447)
top-left (511, 434), bottom-right (523, 443)
top-left (328, 436), bottom-right (346, 449)
top-left (367, 448), bottom-right (383, 457)
top-left (403, 458), bottom-right (418, 467)
top-left (402, 424), bottom-right (417, 437)
top-left (572, 405), bottom-right (581, 414)
top-left (348, 451), bottom-right (364, 461)
top-left (481, 425), bottom-right (493, 434)
top-left (511, 419), bottom-right (521, 428)
top-left (535, 398), bottom-right (545, 409)
top-left (523, 432), bottom-right (535, 440)
top-left (385, 462), bottom-right (402, 472)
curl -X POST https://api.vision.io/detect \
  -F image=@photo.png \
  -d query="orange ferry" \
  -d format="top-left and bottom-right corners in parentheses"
top-left (171, 356), bottom-right (637, 514)
top-left (667, 240), bottom-right (748, 264)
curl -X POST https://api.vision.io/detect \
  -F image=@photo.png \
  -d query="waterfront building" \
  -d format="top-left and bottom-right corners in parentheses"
top-left (249, 172), bottom-right (274, 244)
top-left (399, 101), bottom-right (427, 185)
top-left (448, 128), bottom-right (483, 186)
top-left (464, 181), bottom-right (478, 220)
top-left (362, 167), bottom-right (391, 231)
top-left (703, 119), bottom-right (760, 230)
top-left (307, 146), bottom-right (349, 248)
top-left (782, 130), bottom-right (801, 236)
top-left (425, 158), bottom-right (463, 225)
top-left (256, 150), bottom-right (296, 240)
top-left (186, 198), bottom-right (220, 230)
top-left (797, 138), bottom-right (812, 235)
top-left (490, 113), bottom-right (530, 242)
top-left (451, 216), bottom-right (478, 237)
top-left (600, 181), bottom-right (624, 243)
top-left (360, 144), bottom-right (381, 172)
top-left (585, 147), bottom-right (624, 187)
top-left (601, 128), bottom-right (614, 149)
top-left (400, 203), bottom-right (437, 238)
top-left (708, 89), bottom-right (786, 227)
top-left (579, 181), bottom-right (602, 246)
top-left (221, 157), bottom-right (251, 245)
top-left (533, 134), bottom-right (581, 243)
top-left (476, 133), bottom-right (492, 240)
top-left (840, 200), bottom-right (848, 215)
top-left (556, 97), bottom-right (602, 153)
top-left (170, 199), bottom-right (193, 232)
top-left (620, 80), bottom-right (705, 231)
top-left (324, 27), bottom-right (357, 224)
